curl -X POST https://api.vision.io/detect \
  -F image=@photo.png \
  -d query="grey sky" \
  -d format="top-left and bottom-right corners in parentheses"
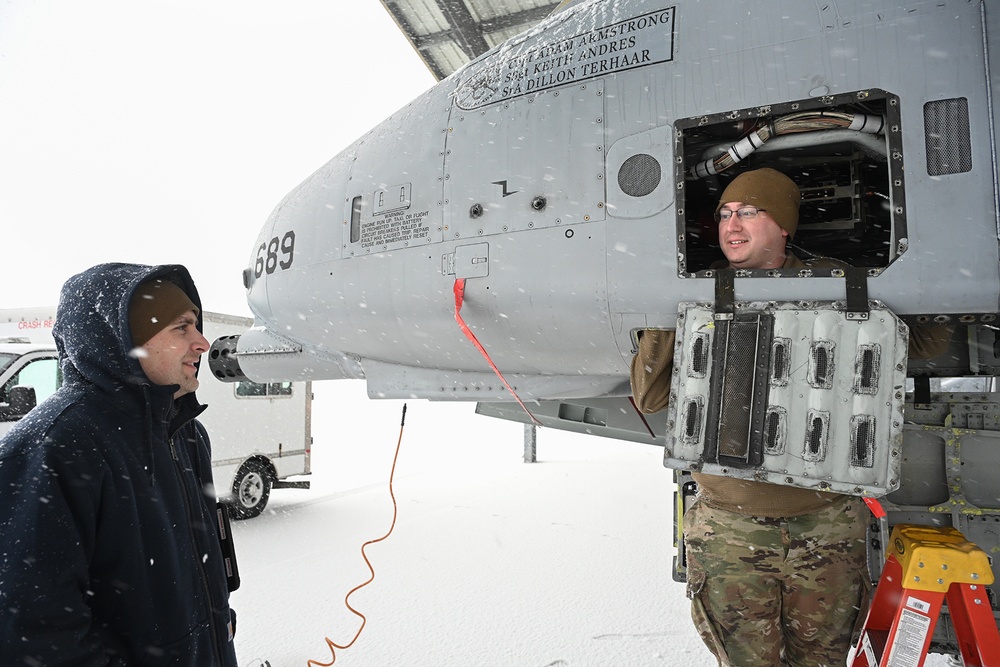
top-left (0, 1), bottom-right (436, 314)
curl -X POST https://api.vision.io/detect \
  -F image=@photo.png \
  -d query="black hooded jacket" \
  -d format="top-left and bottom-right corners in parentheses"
top-left (0, 263), bottom-right (238, 666)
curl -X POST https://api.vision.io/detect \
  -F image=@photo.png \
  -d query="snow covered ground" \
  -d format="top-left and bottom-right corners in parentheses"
top-left (229, 381), bottom-right (712, 667)
top-left (227, 382), bottom-right (952, 667)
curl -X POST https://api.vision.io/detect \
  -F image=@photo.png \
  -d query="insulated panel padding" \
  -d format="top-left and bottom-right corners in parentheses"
top-left (665, 301), bottom-right (909, 496)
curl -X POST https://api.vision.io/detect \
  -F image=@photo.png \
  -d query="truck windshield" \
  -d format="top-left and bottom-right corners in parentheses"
top-left (0, 353), bottom-right (16, 374)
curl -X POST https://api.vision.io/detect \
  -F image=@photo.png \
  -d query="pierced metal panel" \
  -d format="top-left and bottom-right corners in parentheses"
top-left (770, 337), bottom-right (790, 386)
top-left (808, 340), bottom-right (836, 389)
top-left (853, 344), bottom-right (881, 395)
top-left (803, 410), bottom-right (830, 462)
top-left (666, 301), bottom-right (908, 496)
top-left (681, 395), bottom-right (704, 445)
top-left (688, 331), bottom-right (710, 378)
top-left (924, 97), bottom-right (972, 176)
top-left (617, 154), bottom-right (662, 197)
top-left (764, 406), bottom-right (786, 455)
top-left (850, 414), bottom-right (876, 468)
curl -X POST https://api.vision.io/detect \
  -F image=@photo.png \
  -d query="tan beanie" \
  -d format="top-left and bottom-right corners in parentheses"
top-left (715, 168), bottom-right (800, 238)
top-left (130, 279), bottom-right (199, 346)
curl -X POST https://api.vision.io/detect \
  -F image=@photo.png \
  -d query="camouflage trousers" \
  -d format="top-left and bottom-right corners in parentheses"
top-left (683, 496), bottom-right (869, 667)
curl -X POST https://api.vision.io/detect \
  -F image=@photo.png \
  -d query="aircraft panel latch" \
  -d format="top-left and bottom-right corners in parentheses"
top-left (442, 242), bottom-right (490, 278)
top-left (845, 266), bottom-right (870, 321)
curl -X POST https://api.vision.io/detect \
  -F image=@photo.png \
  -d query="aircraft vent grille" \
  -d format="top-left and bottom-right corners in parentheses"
top-left (770, 337), bottom-right (791, 386)
top-left (764, 406), bottom-right (786, 455)
top-left (924, 97), bottom-right (972, 176)
top-left (803, 410), bottom-right (830, 462)
top-left (618, 153), bottom-right (661, 197)
top-left (850, 414), bottom-right (876, 468)
top-left (854, 344), bottom-right (881, 395)
top-left (808, 341), bottom-right (836, 389)
top-left (688, 331), bottom-right (710, 378)
top-left (682, 395), bottom-right (704, 445)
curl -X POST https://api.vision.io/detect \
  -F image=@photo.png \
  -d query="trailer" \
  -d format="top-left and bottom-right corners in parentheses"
top-left (0, 308), bottom-right (312, 519)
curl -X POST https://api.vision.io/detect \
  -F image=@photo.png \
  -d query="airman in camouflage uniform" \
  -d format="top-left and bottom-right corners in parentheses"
top-left (684, 496), bottom-right (868, 666)
top-left (630, 169), bottom-right (949, 666)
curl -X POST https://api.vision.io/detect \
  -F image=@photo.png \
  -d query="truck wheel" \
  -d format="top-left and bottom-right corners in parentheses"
top-left (231, 460), bottom-right (271, 520)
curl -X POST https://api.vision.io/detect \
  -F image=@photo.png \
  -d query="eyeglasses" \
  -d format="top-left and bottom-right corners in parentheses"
top-left (715, 206), bottom-right (767, 223)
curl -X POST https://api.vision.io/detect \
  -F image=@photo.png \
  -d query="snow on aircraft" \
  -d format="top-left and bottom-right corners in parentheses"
top-left (206, 0), bottom-right (1000, 658)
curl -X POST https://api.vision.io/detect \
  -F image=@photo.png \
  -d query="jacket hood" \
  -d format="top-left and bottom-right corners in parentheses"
top-left (52, 263), bottom-right (204, 399)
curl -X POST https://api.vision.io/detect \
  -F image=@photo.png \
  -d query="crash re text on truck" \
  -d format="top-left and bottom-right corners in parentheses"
top-left (0, 307), bottom-right (312, 519)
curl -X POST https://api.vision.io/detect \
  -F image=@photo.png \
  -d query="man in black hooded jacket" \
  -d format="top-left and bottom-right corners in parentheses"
top-left (0, 263), bottom-right (239, 666)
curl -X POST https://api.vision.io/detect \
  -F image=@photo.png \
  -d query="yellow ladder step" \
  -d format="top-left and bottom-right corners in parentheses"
top-left (889, 525), bottom-right (995, 593)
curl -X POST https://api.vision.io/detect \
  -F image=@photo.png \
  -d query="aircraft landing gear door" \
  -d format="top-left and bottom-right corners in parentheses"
top-left (443, 242), bottom-right (490, 279)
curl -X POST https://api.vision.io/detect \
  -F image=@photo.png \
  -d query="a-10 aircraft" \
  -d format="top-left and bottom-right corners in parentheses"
top-left (208, 0), bottom-right (1000, 659)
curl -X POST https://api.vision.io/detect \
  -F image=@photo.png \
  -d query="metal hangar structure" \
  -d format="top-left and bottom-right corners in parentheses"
top-left (379, 0), bottom-right (564, 80)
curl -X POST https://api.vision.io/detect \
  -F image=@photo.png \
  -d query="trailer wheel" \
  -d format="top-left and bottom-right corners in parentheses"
top-left (230, 460), bottom-right (271, 520)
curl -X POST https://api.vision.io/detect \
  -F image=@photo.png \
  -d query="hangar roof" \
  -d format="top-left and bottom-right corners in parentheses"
top-left (380, 0), bottom-right (564, 80)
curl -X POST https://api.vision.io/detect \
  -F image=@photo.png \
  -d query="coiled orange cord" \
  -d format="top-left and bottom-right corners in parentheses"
top-left (306, 403), bottom-right (407, 666)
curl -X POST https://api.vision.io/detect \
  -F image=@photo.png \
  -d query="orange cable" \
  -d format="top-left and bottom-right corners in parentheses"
top-left (306, 404), bottom-right (407, 666)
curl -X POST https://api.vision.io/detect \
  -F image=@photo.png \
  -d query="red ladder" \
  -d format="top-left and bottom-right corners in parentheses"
top-left (849, 524), bottom-right (1000, 667)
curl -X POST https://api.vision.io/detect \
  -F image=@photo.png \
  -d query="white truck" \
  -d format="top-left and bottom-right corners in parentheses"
top-left (0, 307), bottom-right (312, 519)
